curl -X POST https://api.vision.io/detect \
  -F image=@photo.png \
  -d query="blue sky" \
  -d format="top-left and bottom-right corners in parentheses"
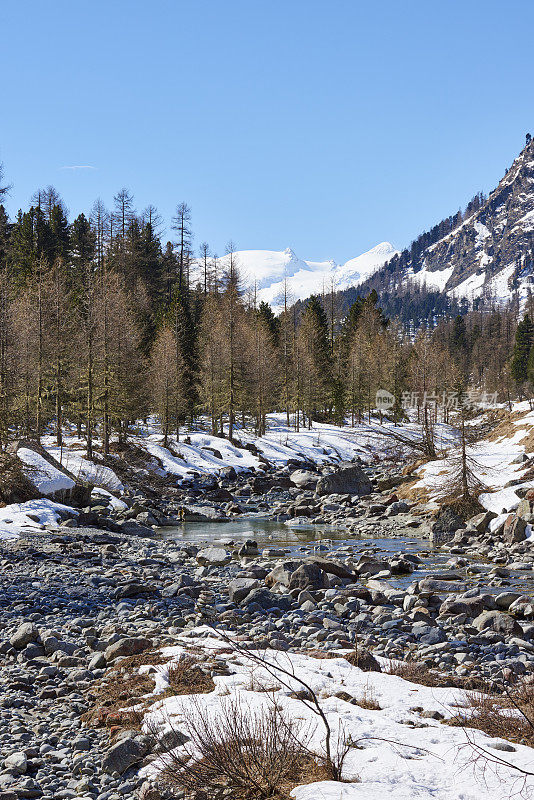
top-left (1, 0), bottom-right (533, 263)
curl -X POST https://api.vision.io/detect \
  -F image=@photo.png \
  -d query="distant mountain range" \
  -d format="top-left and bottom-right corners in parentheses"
top-left (227, 242), bottom-right (398, 309)
top-left (217, 137), bottom-right (534, 322)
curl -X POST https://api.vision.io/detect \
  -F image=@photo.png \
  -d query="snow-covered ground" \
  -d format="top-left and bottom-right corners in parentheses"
top-left (0, 498), bottom-right (77, 541)
top-left (43, 442), bottom-right (124, 493)
top-left (16, 447), bottom-right (75, 496)
top-left (138, 628), bottom-right (534, 799)
top-left (411, 401), bottom-right (534, 513)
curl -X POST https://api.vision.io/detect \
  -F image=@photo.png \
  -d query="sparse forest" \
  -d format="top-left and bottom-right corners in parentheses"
top-left (0, 162), bottom-right (527, 453)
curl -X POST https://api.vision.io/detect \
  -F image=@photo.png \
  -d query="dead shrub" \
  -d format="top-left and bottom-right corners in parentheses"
top-left (164, 656), bottom-right (215, 697)
top-left (450, 681), bottom-right (534, 748)
top-left (156, 695), bottom-right (322, 799)
top-left (351, 683), bottom-right (381, 711)
top-left (384, 659), bottom-right (489, 692)
top-left (83, 648), bottom-right (172, 729)
top-left (83, 671), bottom-right (153, 729)
top-left (385, 659), bottom-right (441, 687)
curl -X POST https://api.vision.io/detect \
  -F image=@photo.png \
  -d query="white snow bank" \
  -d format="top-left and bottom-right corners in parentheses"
top-left (0, 498), bottom-right (76, 541)
top-left (411, 403), bottom-right (534, 514)
top-left (45, 447), bottom-right (123, 493)
top-left (17, 447), bottom-right (75, 496)
top-left (139, 629), bottom-right (534, 800)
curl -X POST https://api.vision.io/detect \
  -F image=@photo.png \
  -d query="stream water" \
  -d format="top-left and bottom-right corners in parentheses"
top-left (161, 515), bottom-right (534, 596)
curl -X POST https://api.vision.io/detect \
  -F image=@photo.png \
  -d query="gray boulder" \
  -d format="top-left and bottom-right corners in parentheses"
top-left (316, 464), bottom-right (372, 497)
top-left (102, 732), bottom-right (152, 775)
top-left (473, 610), bottom-right (522, 637)
top-left (306, 556), bottom-right (356, 581)
top-left (468, 510), bottom-right (497, 533)
top-left (10, 623), bottom-right (39, 650)
top-left (228, 578), bottom-right (260, 604)
top-left (288, 563), bottom-right (329, 591)
top-left (504, 515), bottom-right (528, 543)
top-left (431, 506), bottom-right (466, 534)
top-left (290, 470), bottom-right (319, 488)
top-left (4, 752), bottom-right (27, 775)
top-left (265, 560), bottom-right (303, 588)
top-left (104, 637), bottom-right (152, 663)
top-left (196, 546), bottom-right (231, 567)
top-left (240, 588), bottom-right (292, 611)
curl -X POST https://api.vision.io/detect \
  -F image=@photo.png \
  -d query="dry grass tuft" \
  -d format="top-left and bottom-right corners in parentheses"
top-left (449, 682), bottom-right (534, 748)
top-left (164, 656), bottom-right (215, 697)
top-left (384, 659), bottom-right (489, 692)
top-left (82, 671), bottom-right (154, 730)
top-left (351, 683), bottom-right (381, 711)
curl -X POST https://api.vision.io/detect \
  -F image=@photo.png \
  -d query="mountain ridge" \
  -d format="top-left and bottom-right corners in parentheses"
top-left (222, 242), bottom-right (399, 309)
top-left (357, 136), bottom-right (534, 311)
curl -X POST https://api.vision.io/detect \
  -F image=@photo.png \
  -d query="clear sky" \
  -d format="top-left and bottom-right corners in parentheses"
top-left (1, 0), bottom-right (534, 263)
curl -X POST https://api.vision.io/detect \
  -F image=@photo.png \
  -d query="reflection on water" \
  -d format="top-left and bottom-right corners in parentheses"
top-left (161, 515), bottom-right (534, 595)
top-left (161, 515), bottom-right (445, 589)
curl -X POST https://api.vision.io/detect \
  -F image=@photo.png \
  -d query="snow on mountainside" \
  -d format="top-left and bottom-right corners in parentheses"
top-left (359, 137), bottom-right (534, 309)
top-left (229, 242), bottom-right (398, 308)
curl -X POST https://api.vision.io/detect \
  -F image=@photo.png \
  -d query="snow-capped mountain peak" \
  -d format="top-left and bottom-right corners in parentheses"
top-left (217, 242), bottom-right (398, 309)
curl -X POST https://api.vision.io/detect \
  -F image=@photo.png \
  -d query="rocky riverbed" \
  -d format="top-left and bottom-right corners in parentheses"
top-left (2, 456), bottom-right (534, 799)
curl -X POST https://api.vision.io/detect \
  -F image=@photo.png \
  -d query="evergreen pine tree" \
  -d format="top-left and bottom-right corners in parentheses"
top-left (511, 314), bottom-right (533, 385)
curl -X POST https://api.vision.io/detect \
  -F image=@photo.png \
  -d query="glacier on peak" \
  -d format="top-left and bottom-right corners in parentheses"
top-left (207, 242), bottom-right (398, 309)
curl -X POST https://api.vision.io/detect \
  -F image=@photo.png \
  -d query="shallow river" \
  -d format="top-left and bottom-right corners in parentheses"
top-left (161, 515), bottom-right (534, 595)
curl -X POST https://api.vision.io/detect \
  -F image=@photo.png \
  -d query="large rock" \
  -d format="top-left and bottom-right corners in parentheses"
top-left (4, 752), bottom-right (27, 775)
top-left (251, 475), bottom-right (293, 494)
top-left (439, 594), bottom-right (495, 618)
top-left (316, 464), bottom-right (372, 497)
top-left (504, 514), bottom-right (528, 543)
top-left (431, 506), bottom-right (466, 534)
top-left (290, 470), bottom-right (319, 489)
top-left (418, 578), bottom-right (467, 594)
top-left (468, 510), bottom-right (497, 533)
top-left (104, 637), bottom-right (152, 663)
top-left (305, 556), bottom-right (356, 581)
top-left (196, 546), bottom-right (231, 567)
top-left (356, 560), bottom-right (390, 578)
top-left (228, 578), bottom-right (260, 604)
top-left (10, 623), bottom-right (39, 650)
top-left (344, 649), bottom-right (382, 672)
top-left (288, 563), bottom-right (329, 591)
top-left (117, 521), bottom-right (155, 538)
top-left (116, 582), bottom-right (159, 599)
top-left (472, 610), bottom-right (522, 637)
top-left (265, 561), bottom-right (303, 588)
top-left (102, 732), bottom-right (152, 775)
top-left (517, 488), bottom-right (534, 522)
top-left (240, 588), bottom-right (292, 611)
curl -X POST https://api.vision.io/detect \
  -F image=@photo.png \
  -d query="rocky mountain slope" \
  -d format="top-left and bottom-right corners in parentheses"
top-left (359, 136), bottom-right (534, 309)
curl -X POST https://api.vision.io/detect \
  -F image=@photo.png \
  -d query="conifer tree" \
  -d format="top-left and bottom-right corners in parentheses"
top-left (298, 295), bottom-right (331, 426)
top-left (511, 314), bottom-right (533, 388)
